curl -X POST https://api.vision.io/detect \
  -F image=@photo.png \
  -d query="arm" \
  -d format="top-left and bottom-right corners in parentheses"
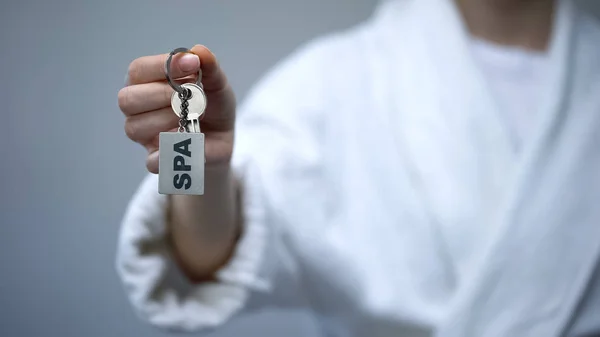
top-left (169, 165), bottom-right (239, 283)
top-left (119, 45), bottom-right (241, 284)
top-left (116, 39), bottom-right (330, 332)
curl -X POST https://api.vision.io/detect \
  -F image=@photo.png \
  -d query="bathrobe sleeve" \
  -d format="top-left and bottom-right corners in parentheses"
top-left (115, 39), bottom-right (330, 333)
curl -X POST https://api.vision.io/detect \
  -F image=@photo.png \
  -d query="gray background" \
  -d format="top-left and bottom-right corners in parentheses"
top-left (1, 1), bottom-right (599, 337)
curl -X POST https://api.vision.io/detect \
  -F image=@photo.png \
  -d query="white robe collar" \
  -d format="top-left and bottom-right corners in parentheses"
top-left (369, 0), bottom-right (600, 335)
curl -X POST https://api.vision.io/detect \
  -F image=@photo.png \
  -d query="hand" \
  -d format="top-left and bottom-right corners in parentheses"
top-left (118, 45), bottom-right (236, 173)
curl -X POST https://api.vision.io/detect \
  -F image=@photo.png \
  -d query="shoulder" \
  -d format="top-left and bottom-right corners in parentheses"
top-left (241, 20), bottom-right (380, 110)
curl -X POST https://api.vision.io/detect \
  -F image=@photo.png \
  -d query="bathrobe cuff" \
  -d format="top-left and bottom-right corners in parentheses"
top-left (115, 171), bottom-right (270, 332)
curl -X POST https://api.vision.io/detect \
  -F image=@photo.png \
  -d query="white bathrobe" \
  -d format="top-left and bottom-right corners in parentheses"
top-left (116, 0), bottom-right (600, 336)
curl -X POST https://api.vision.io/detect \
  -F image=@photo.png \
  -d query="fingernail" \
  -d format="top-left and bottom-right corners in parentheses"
top-left (179, 54), bottom-right (200, 72)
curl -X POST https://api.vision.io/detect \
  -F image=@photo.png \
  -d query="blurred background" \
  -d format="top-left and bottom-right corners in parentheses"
top-left (1, 0), bottom-right (600, 337)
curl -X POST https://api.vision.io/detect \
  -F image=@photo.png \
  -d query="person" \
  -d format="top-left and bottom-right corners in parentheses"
top-left (115, 0), bottom-right (600, 335)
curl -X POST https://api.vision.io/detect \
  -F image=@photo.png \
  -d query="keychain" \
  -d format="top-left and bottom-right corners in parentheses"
top-left (158, 47), bottom-right (207, 195)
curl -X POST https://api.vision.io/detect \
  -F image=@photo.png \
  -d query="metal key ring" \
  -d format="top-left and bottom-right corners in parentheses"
top-left (164, 47), bottom-right (202, 97)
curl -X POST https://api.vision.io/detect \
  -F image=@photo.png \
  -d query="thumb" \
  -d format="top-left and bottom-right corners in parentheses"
top-left (188, 44), bottom-right (229, 92)
top-left (177, 53), bottom-right (201, 74)
top-left (166, 52), bottom-right (200, 80)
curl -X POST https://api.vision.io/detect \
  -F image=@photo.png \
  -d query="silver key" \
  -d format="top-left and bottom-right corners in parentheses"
top-left (159, 48), bottom-right (206, 195)
top-left (171, 83), bottom-right (207, 133)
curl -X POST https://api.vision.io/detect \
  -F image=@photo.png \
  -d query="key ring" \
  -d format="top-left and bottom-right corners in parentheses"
top-left (164, 47), bottom-right (202, 98)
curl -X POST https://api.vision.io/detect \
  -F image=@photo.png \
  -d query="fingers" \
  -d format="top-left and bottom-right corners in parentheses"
top-left (118, 75), bottom-right (200, 115)
top-left (124, 45), bottom-right (228, 93)
top-left (146, 150), bottom-right (159, 174)
top-left (124, 107), bottom-right (179, 144)
top-left (119, 82), bottom-right (172, 116)
top-left (126, 52), bottom-right (200, 86)
top-left (143, 136), bottom-right (160, 174)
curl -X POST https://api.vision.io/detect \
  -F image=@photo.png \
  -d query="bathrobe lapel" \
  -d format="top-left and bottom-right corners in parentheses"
top-left (375, 0), bottom-right (600, 335)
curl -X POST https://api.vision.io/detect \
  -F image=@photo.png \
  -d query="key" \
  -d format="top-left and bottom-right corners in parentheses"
top-left (159, 48), bottom-right (207, 196)
top-left (171, 83), bottom-right (206, 133)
